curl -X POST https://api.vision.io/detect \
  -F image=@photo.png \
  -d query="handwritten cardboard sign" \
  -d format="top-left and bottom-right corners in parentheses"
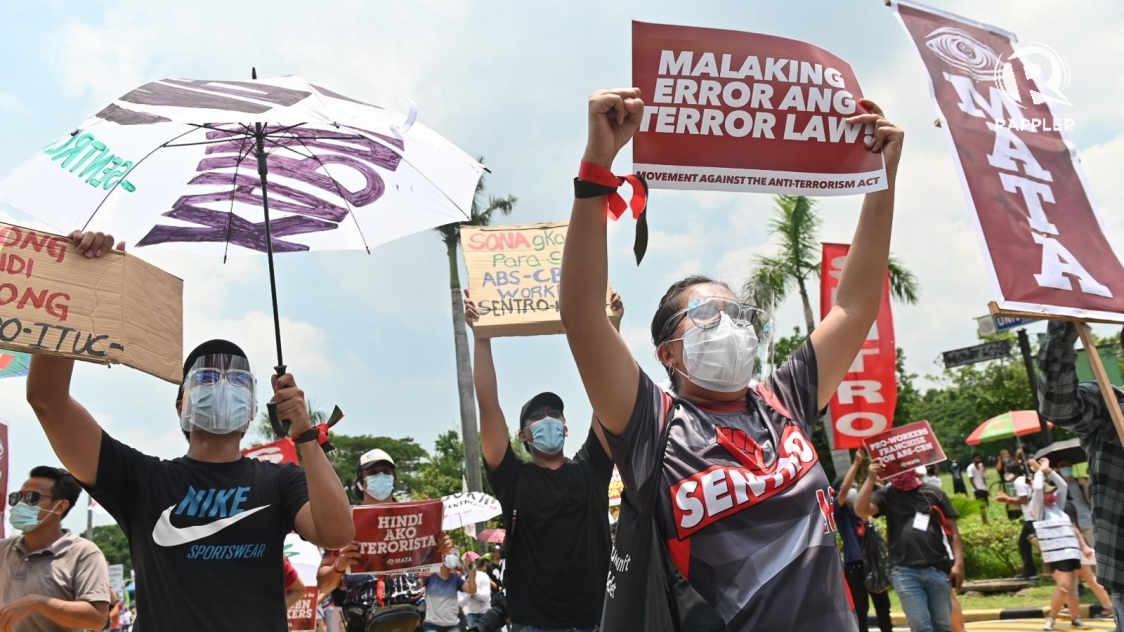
top-left (863, 420), bottom-right (947, 480)
top-left (462, 222), bottom-right (620, 338)
top-left (242, 438), bottom-right (299, 465)
top-left (350, 500), bottom-right (444, 575)
top-left (632, 21), bottom-right (886, 196)
top-left (0, 223), bottom-right (182, 383)
top-left (287, 586), bottom-right (319, 631)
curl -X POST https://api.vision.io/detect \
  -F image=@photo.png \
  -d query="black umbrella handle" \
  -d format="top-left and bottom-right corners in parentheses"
top-left (268, 364), bottom-right (290, 437)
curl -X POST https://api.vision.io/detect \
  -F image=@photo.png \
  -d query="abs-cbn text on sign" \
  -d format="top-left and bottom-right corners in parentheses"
top-left (863, 420), bottom-right (946, 479)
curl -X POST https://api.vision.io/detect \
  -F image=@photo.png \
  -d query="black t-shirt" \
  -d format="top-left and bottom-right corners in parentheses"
top-left (486, 428), bottom-right (613, 628)
top-left (872, 483), bottom-right (959, 572)
top-left (83, 432), bottom-right (309, 632)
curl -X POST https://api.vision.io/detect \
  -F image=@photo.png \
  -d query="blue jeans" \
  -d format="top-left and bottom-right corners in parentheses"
top-left (512, 620), bottom-right (597, 625)
top-left (465, 613), bottom-right (482, 627)
top-left (423, 625), bottom-right (458, 632)
top-left (1112, 591), bottom-right (1123, 631)
top-left (890, 566), bottom-right (953, 632)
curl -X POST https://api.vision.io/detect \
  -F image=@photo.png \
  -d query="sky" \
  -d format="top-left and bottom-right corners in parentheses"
top-left (1, 0), bottom-right (1123, 534)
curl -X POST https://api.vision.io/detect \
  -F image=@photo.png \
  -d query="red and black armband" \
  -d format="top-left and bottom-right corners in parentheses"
top-left (574, 161), bottom-right (650, 264)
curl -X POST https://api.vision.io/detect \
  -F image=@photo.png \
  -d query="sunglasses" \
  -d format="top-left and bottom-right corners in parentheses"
top-left (524, 408), bottom-right (564, 424)
top-left (661, 297), bottom-right (769, 341)
top-left (186, 368), bottom-right (254, 389)
top-left (8, 491), bottom-right (54, 507)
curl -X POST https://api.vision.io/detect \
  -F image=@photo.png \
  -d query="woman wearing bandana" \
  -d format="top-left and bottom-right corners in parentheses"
top-left (559, 87), bottom-right (903, 631)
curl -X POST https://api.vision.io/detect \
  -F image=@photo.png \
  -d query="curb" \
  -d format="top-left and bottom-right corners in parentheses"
top-left (869, 604), bottom-right (1108, 626)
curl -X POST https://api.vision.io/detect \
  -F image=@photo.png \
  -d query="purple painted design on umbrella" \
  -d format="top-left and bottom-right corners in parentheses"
top-left (95, 103), bottom-right (171, 125)
top-left (119, 80), bottom-right (311, 114)
top-left (136, 125), bottom-right (404, 253)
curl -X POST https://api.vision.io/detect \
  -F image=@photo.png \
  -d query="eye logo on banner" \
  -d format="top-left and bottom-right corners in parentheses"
top-left (923, 28), bottom-right (1001, 80)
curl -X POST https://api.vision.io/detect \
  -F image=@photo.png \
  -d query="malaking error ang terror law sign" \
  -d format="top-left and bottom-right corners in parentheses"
top-left (462, 222), bottom-right (620, 338)
top-left (0, 223), bottom-right (183, 383)
top-left (632, 21), bottom-right (887, 196)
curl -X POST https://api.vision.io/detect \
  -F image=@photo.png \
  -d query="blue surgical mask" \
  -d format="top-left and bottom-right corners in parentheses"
top-left (529, 418), bottom-right (565, 455)
top-left (183, 381), bottom-right (255, 434)
top-left (1060, 466), bottom-right (1074, 478)
top-left (8, 501), bottom-right (58, 533)
top-left (365, 473), bottom-right (395, 501)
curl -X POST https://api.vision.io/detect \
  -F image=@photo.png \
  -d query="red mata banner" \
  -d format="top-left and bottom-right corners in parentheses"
top-left (286, 587), bottom-right (318, 631)
top-left (820, 243), bottom-right (896, 449)
top-left (241, 438), bottom-right (299, 465)
top-left (893, 1), bottom-right (1124, 322)
top-left (863, 420), bottom-right (947, 479)
top-left (631, 21), bottom-right (886, 196)
top-left (350, 500), bottom-right (444, 575)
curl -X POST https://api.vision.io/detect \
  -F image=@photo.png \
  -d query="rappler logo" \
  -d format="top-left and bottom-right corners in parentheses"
top-left (994, 42), bottom-right (1072, 109)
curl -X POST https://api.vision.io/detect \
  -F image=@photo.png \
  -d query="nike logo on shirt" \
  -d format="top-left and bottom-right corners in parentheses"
top-left (152, 504), bottom-right (269, 547)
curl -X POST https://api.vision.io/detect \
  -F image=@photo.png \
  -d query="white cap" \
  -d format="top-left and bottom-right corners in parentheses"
top-left (359, 448), bottom-right (395, 469)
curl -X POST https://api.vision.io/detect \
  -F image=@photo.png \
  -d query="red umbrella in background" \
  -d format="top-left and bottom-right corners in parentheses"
top-left (966, 411), bottom-right (1054, 446)
top-left (476, 528), bottom-right (506, 544)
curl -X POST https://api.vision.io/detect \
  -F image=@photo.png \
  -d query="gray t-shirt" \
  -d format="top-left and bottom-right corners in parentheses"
top-left (0, 530), bottom-right (111, 632)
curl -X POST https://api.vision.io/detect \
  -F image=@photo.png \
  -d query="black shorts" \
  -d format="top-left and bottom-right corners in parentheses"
top-left (974, 489), bottom-right (990, 503)
top-left (1052, 558), bottom-right (1081, 572)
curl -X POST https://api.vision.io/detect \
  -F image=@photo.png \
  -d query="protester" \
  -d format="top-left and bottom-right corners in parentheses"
top-left (0, 466), bottom-right (111, 632)
top-left (119, 602), bottom-right (132, 632)
top-left (284, 557), bottom-right (307, 610)
top-left (458, 552), bottom-right (491, 629)
top-left (923, 465), bottom-right (943, 489)
top-left (419, 552), bottom-right (477, 632)
top-left (995, 461), bottom-right (1039, 580)
top-left (558, 87), bottom-right (902, 630)
top-left (106, 590), bottom-right (121, 632)
top-left (835, 450), bottom-right (894, 632)
top-left (466, 295), bottom-right (616, 632)
top-left (1039, 321), bottom-right (1124, 627)
top-left (25, 230), bottom-right (354, 632)
top-left (317, 448), bottom-right (450, 632)
top-left (856, 464), bottom-right (965, 632)
top-left (949, 461), bottom-right (967, 496)
top-left (1057, 458), bottom-right (1095, 549)
top-left (486, 544), bottom-right (505, 592)
top-left (965, 454), bottom-right (990, 525)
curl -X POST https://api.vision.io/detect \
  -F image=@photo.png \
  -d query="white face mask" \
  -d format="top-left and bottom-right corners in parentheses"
top-left (444, 554), bottom-right (460, 570)
top-left (677, 314), bottom-right (759, 392)
top-left (182, 381), bottom-right (255, 434)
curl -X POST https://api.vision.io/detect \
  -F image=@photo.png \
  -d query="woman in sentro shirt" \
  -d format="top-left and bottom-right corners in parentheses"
top-left (559, 87), bottom-right (904, 631)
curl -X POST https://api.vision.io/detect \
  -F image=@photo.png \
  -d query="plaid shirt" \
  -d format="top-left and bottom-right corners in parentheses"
top-left (1038, 321), bottom-right (1124, 592)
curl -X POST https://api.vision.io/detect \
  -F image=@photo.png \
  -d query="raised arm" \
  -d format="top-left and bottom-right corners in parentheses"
top-left (276, 373), bottom-right (354, 550)
top-left (465, 294), bottom-right (511, 470)
top-left (809, 101), bottom-right (904, 410)
top-left (836, 449), bottom-right (865, 505)
top-left (25, 231), bottom-right (124, 485)
top-left (855, 459), bottom-right (884, 518)
top-left (560, 89), bottom-right (645, 436)
top-left (1038, 321), bottom-right (1107, 437)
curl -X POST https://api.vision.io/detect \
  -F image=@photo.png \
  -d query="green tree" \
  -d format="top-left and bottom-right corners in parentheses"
top-left (434, 161), bottom-right (517, 496)
top-left (90, 524), bottom-right (132, 577)
top-left (326, 433), bottom-right (430, 501)
top-left (245, 402), bottom-right (329, 448)
top-left (418, 430), bottom-right (467, 500)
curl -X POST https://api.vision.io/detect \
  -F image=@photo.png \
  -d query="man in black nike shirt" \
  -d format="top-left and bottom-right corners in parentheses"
top-left (25, 230), bottom-right (354, 632)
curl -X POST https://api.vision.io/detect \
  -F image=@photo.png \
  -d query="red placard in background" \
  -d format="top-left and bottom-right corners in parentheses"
top-left (863, 420), bottom-right (947, 479)
top-left (242, 438), bottom-right (299, 465)
top-left (287, 586), bottom-right (318, 631)
top-left (349, 500), bottom-right (444, 575)
top-left (820, 243), bottom-right (897, 449)
top-left (632, 21), bottom-right (886, 195)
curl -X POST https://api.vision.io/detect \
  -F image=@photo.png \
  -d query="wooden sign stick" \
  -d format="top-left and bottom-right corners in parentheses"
top-left (1075, 322), bottom-right (1124, 446)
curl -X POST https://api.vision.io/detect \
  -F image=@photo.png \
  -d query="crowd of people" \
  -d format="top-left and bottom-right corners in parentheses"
top-left (1, 86), bottom-right (1122, 632)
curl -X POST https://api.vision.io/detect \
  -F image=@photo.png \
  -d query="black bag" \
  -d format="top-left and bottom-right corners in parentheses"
top-left (600, 405), bottom-right (725, 632)
top-left (861, 520), bottom-right (892, 594)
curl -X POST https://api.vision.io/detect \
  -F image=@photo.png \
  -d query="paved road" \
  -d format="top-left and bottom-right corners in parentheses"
top-left (964, 618), bottom-right (1117, 631)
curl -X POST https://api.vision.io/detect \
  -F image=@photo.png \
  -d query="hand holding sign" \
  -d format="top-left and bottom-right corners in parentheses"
top-left (584, 88), bottom-right (645, 169)
top-left (846, 100), bottom-right (904, 173)
top-left (68, 230), bottom-right (125, 258)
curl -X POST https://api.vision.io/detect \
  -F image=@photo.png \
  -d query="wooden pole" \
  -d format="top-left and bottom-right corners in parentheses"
top-left (1075, 323), bottom-right (1124, 446)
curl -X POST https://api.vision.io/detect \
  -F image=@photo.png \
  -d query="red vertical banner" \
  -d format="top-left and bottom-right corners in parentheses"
top-left (820, 244), bottom-right (897, 449)
top-left (0, 421), bottom-right (7, 535)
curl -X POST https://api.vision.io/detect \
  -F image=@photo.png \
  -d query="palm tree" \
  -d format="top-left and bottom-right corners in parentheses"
top-left (435, 160), bottom-right (516, 494)
top-left (246, 402), bottom-right (329, 448)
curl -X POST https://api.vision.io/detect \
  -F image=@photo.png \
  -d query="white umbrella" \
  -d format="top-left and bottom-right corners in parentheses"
top-left (284, 532), bottom-right (322, 586)
top-left (441, 492), bottom-right (502, 530)
top-left (0, 73), bottom-right (483, 435)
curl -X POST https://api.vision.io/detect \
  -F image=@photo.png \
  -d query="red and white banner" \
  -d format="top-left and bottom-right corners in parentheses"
top-left (863, 420), bottom-right (947, 480)
top-left (893, 1), bottom-right (1124, 322)
top-left (286, 586), bottom-right (319, 631)
top-left (349, 500), bottom-right (444, 575)
top-left (820, 243), bottom-right (897, 449)
top-left (632, 21), bottom-right (886, 196)
top-left (242, 438), bottom-right (299, 465)
top-left (0, 420), bottom-right (7, 535)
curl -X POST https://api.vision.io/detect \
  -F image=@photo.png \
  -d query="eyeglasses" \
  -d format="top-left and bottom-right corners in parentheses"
top-left (524, 408), bottom-right (564, 424)
top-left (186, 368), bottom-right (254, 389)
top-left (660, 297), bottom-right (770, 341)
top-left (7, 491), bottom-right (54, 507)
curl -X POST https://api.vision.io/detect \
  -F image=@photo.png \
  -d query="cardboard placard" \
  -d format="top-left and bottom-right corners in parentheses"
top-left (462, 222), bottom-right (620, 338)
top-left (632, 21), bottom-right (887, 196)
top-left (286, 586), bottom-right (319, 631)
top-left (863, 420), bottom-right (946, 479)
top-left (0, 223), bottom-right (182, 383)
top-left (242, 438), bottom-right (299, 465)
top-left (350, 500), bottom-right (444, 575)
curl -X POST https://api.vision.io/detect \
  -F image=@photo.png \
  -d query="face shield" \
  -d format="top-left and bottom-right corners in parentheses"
top-left (179, 354), bottom-right (258, 435)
